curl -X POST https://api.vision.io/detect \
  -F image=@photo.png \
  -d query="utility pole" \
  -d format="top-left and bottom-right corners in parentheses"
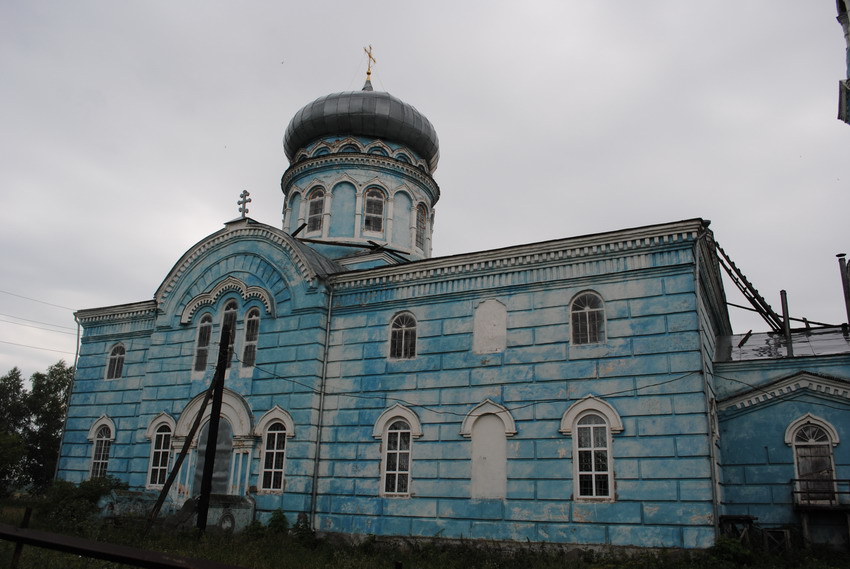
top-left (196, 323), bottom-right (232, 533)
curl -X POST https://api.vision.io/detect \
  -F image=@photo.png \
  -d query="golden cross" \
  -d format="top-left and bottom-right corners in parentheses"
top-left (363, 45), bottom-right (376, 79)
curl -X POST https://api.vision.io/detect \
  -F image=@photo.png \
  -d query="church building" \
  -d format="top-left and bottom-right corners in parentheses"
top-left (58, 70), bottom-right (850, 549)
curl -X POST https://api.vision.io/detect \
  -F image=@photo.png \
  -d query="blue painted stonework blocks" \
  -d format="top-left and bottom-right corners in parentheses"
top-left (59, 202), bottom-right (850, 550)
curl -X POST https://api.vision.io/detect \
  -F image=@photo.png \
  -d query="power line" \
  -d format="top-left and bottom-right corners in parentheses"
top-left (244, 353), bottom-right (699, 418)
top-left (0, 311), bottom-right (77, 330)
top-left (0, 289), bottom-right (75, 311)
top-left (0, 339), bottom-right (76, 355)
top-left (0, 318), bottom-right (77, 335)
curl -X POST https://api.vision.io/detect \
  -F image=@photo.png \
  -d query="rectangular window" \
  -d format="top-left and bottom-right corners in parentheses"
top-left (576, 415), bottom-right (610, 498)
top-left (242, 310), bottom-right (260, 368)
top-left (384, 421), bottom-right (411, 495)
top-left (365, 201), bottom-right (383, 231)
top-left (261, 425), bottom-right (287, 491)
top-left (149, 427), bottom-right (171, 486)
top-left (91, 439), bottom-right (111, 479)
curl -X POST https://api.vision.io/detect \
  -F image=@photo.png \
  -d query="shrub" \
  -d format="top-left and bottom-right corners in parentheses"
top-left (267, 509), bottom-right (289, 535)
top-left (39, 476), bottom-right (127, 534)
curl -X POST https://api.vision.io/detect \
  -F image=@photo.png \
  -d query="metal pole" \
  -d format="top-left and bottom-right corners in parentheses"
top-left (780, 290), bottom-right (793, 357)
top-left (310, 287), bottom-right (333, 530)
top-left (196, 324), bottom-right (232, 533)
top-left (144, 381), bottom-right (214, 535)
top-left (837, 254), bottom-right (850, 326)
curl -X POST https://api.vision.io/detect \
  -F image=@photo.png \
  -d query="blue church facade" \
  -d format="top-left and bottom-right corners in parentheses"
top-left (58, 78), bottom-right (850, 549)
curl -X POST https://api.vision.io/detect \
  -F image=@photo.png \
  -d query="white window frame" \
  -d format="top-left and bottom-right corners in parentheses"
top-left (363, 188), bottom-right (385, 234)
top-left (105, 343), bottom-right (125, 380)
top-left (242, 307), bottom-right (260, 368)
top-left (785, 414), bottom-right (840, 505)
top-left (570, 291), bottom-right (606, 345)
top-left (222, 300), bottom-right (238, 369)
top-left (87, 415), bottom-right (115, 479)
top-left (415, 203), bottom-right (428, 250)
top-left (560, 396), bottom-right (623, 502)
top-left (254, 406), bottom-right (296, 494)
top-left (145, 413), bottom-right (175, 489)
top-left (306, 188), bottom-right (326, 234)
top-left (194, 313), bottom-right (213, 373)
top-left (373, 405), bottom-right (423, 497)
top-left (389, 312), bottom-right (417, 360)
top-left (574, 413), bottom-right (612, 499)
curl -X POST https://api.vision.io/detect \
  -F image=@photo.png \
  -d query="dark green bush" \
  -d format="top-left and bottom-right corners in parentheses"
top-left (267, 508), bottom-right (289, 534)
top-left (39, 476), bottom-right (127, 534)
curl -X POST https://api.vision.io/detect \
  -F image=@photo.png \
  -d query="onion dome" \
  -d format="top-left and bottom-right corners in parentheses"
top-left (283, 81), bottom-right (440, 171)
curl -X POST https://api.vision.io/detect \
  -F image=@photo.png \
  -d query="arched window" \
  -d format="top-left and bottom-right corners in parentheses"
top-left (364, 189), bottom-right (385, 233)
top-left (90, 424), bottom-right (113, 479)
top-left (222, 300), bottom-right (237, 369)
top-left (254, 406), bottom-right (296, 494)
top-left (242, 308), bottom-right (260, 368)
top-left (261, 422), bottom-right (287, 491)
top-left (383, 420), bottom-right (412, 495)
top-left (148, 424), bottom-right (172, 487)
top-left (194, 314), bottom-right (213, 372)
top-left (561, 396), bottom-right (623, 501)
top-left (307, 188), bottom-right (325, 233)
top-left (390, 313), bottom-right (417, 359)
top-left (575, 413), bottom-right (611, 498)
top-left (106, 344), bottom-right (125, 379)
top-left (415, 204), bottom-right (427, 250)
top-left (571, 292), bottom-right (605, 345)
top-left (790, 418), bottom-right (838, 504)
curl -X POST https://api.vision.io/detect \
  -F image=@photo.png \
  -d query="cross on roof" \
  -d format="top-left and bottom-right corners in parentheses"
top-left (364, 45), bottom-right (376, 79)
top-left (237, 190), bottom-right (251, 218)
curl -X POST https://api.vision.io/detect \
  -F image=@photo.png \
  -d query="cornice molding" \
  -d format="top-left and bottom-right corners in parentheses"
top-left (717, 371), bottom-right (850, 412)
top-left (328, 221), bottom-right (704, 305)
top-left (156, 222), bottom-right (319, 304)
top-left (281, 153), bottom-right (440, 204)
top-left (180, 276), bottom-right (276, 324)
top-left (75, 301), bottom-right (158, 324)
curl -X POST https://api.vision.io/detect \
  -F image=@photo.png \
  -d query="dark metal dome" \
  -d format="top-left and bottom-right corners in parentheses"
top-left (284, 84), bottom-right (440, 171)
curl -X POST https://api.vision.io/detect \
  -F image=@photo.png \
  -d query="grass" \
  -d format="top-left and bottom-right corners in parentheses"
top-left (1, 488), bottom-right (849, 569)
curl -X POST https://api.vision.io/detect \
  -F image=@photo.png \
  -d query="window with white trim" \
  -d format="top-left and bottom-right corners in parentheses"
top-left (242, 308), bottom-right (260, 368)
top-left (91, 425), bottom-right (112, 479)
top-left (261, 422), bottom-right (287, 491)
top-left (571, 292), bottom-right (605, 345)
top-left (793, 423), bottom-right (837, 503)
top-left (364, 188), bottom-right (385, 233)
top-left (222, 300), bottom-right (237, 369)
top-left (307, 188), bottom-right (325, 233)
top-left (383, 419), bottom-right (412, 495)
top-left (106, 344), bottom-right (125, 379)
top-left (148, 424), bottom-right (172, 487)
top-left (254, 406), bottom-right (296, 493)
top-left (575, 413), bottom-right (611, 498)
top-left (390, 313), bottom-right (417, 359)
top-left (560, 396), bottom-right (622, 501)
top-left (194, 314), bottom-right (213, 372)
top-left (415, 204), bottom-right (427, 250)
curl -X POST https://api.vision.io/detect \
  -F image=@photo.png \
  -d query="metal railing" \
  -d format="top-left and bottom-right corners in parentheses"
top-left (790, 478), bottom-right (850, 508)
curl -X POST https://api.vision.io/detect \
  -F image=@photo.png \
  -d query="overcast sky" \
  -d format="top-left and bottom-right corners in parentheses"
top-left (1, 2), bottom-right (848, 378)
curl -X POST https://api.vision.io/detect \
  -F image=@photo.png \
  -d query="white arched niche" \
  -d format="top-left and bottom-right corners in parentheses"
top-left (461, 400), bottom-right (516, 500)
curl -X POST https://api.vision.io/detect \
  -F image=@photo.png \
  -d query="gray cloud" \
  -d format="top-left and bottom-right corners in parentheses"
top-left (1, 1), bottom-right (848, 376)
